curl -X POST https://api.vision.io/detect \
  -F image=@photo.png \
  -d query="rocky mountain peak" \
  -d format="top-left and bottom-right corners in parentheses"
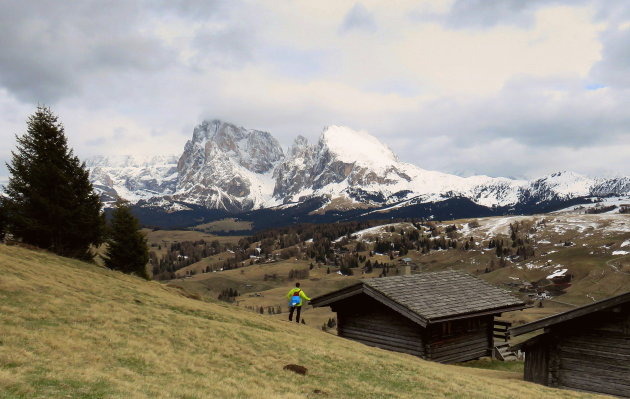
top-left (87, 119), bottom-right (630, 216)
top-left (289, 135), bottom-right (310, 156)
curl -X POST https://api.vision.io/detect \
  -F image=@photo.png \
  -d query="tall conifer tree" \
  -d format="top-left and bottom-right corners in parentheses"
top-left (4, 106), bottom-right (104, 259)
top-left (104, 200), bottom-right (150, 279)
top-left (0, 198), bottom-right (6, 241)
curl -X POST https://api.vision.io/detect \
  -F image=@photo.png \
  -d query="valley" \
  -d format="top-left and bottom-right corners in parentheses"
top-left (148, 211), bottom-right (630, 336)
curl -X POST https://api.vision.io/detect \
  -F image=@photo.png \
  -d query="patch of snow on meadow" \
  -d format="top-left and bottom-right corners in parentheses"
top-left (343, 222), bottom-right (417, 243)
top-left (547, 268), bottom-right (568, 279)
top-left (612, 250), bottom-right (629, 255)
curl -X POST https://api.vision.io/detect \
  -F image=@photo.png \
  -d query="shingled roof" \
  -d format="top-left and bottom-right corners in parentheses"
top-left (510, 290), bottom-right (630, 337)
top-left (311, 270), bottom-right (526, 327)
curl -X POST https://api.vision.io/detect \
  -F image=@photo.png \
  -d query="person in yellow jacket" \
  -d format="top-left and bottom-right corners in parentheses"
top-left (287, 282), bottom-right (310, 323)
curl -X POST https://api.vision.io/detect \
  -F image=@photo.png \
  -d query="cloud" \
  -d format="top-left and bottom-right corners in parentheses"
top-left (442, 0), bottom-right (597, 29)
top-left (445, 0), bottom-right (541, 29)
top-left (0, 0), bottom-right (628, 184)
top-left (188, 26), bottom-right (258, 71)
top-left (590, 23), bottom-right (630, 87)
top-left (339, 3), bottom-right (378, 34)
top-left (0, 1), bottom-right (175, 103)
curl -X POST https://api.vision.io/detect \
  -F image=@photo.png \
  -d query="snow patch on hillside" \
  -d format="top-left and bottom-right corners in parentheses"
top-left (547, 268), bottom-right (568, 279)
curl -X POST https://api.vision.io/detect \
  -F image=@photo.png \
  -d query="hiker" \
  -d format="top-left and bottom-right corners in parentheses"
top-left (287, 282), bottom-right (310, 323)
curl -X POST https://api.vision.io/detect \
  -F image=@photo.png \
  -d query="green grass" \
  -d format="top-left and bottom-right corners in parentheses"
top-left (457, 358), bottom-right (525, 373)
top-left (190, 218), bottom-right (253, 233)
top-left (0, 244), bottom-right (609, 398)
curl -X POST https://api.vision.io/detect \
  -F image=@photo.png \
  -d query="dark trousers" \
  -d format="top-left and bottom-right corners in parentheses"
top-left (289, 306), bottom-right (301, 323)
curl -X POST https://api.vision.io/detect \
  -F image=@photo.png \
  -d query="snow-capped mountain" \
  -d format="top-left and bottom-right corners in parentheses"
top-left (87, 155), bottom-right (178, 203)
top-left (273, 125), bottom-right (527, 208)
top-left (88, 120), bottom-right (630, 217)
top-left (173, 120), bottom-right (284, 211)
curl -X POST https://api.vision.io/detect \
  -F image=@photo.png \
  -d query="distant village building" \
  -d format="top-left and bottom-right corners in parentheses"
top-left (510, 291), bottom-right (630, 398)
top-left (395, 264), bottom-right (411, 276)
top-left (311, 271), bottom-right (526, 364)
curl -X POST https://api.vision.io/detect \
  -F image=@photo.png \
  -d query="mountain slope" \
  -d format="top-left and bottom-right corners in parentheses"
top-left (174, 120), bottom-right (284, 211)
top-left (88, 120), bottom-right (630, 223)
top-left (87, 155), bottom-right (179, 203)
top-left (0, 244), bottom-right (604, 399)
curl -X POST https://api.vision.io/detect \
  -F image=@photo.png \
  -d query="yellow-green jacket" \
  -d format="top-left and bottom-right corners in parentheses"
top-left (287, 288), bottom-right (310, 307)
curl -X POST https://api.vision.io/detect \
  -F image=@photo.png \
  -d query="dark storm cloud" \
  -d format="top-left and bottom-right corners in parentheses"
top-left (0, 1), bottom-right (175, 103)
top-left (339, 3), bottom-right (377, 34)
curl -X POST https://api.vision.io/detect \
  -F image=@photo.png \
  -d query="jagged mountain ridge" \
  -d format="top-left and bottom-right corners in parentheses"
top-left (88, 120), bottom-right (630, 215)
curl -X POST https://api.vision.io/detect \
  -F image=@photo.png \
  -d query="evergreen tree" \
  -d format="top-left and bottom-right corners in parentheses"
top-left (104, 200), bottom-right (149, 279)
top-left (3, 106), bottom-right (103, 259)
top-left (0, 198), bottom-right (6, 241)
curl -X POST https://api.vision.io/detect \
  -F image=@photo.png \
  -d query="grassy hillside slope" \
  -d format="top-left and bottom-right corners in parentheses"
top-left (0, 244), bottom-right (608, 399)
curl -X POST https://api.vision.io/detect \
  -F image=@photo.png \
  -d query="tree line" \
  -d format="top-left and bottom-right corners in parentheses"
top-left (151, 239), bottom-right (230, 280)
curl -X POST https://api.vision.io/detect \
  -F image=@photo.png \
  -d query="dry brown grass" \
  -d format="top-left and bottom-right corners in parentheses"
top-left (0, 244), bottom-right (610, 399)
top-left (190, 218), bottom-right (253, 233)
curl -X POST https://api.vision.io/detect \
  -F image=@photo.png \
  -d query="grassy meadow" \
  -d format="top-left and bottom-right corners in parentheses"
top-left (161, 214), bottom-right (630, 334)
top-left (0, 244), bottom-right (611, 399)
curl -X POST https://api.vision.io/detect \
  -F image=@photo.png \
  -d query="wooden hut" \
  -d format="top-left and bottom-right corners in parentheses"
top-left (510, 291), bottom-right (630, 398)
top-left (311, 270), bottom-right (526, 363)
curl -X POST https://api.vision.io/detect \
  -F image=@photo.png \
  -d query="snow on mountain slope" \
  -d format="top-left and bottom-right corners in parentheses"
top-left (274, 125), bottom-right (527, 208)
top-left (87, 155), bottom-right (178, 203)
top-left (321, 125), bottom-right (398, 171)
top-left (173, 120), bottom-right (284, 211)
top-left (87, 120), bottom-right (630, 214)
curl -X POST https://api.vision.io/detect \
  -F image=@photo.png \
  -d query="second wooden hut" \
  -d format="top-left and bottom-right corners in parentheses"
top-left (311, 270), bottom-right (526, 363)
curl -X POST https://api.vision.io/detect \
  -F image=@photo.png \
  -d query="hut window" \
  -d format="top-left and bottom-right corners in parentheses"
top-left (441, 321), bottom-right (453, 336)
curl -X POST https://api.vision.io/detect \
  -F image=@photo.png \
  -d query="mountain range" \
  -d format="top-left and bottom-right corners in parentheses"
top-left (87, 120), bottom-right (630, 229)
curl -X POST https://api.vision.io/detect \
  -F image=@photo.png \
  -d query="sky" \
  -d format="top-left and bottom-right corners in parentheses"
top-left (1, 0), bottom-right (629, 183)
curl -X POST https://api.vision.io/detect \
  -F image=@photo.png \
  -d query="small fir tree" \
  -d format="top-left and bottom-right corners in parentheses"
top-left (3, 106), bottom-right (104, 259)
top-left (104, 200), bottom-right (149, 279)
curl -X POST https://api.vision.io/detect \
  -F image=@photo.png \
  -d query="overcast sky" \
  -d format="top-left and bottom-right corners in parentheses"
top-left (1, 0), bottom-right (629, 182)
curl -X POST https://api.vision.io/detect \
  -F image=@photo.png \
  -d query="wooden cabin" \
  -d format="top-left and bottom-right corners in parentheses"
top-left (311, 270), bottom-right (526, 364)
top-left (510, 291), bottom-right (630, 398)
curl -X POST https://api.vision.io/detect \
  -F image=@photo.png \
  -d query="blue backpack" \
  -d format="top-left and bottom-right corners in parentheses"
top-left (290, 290), bottom-right (301, 306)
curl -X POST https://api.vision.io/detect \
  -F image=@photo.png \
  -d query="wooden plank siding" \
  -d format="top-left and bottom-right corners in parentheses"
top-left (523, 342), bottom-right (549, 385)
top-left (555, 310), bottom-right (630, 398)
top-left (521, 303), bottom-right (630, 398)
top-left (333, 295), bottom-right (427, 357)
top-left (426, 316), bottom-right (493, 363)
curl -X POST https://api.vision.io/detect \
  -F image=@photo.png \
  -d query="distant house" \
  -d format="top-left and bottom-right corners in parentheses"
top-left (311, 270), bottom-right (526, 363)
top-left (510, 291), bottom-right (630, 398)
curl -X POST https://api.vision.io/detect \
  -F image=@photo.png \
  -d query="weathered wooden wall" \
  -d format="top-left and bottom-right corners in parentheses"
top-left (555, 307), bottom-right (630, 397)
top-left (523, 303), bottom-right (630, 398)
top-left (333, 295), bottom-right (426, 357)
top-left (523, 338), bottom-right (549, 385)
top-left (425, 316), bottom-right (493, 363)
